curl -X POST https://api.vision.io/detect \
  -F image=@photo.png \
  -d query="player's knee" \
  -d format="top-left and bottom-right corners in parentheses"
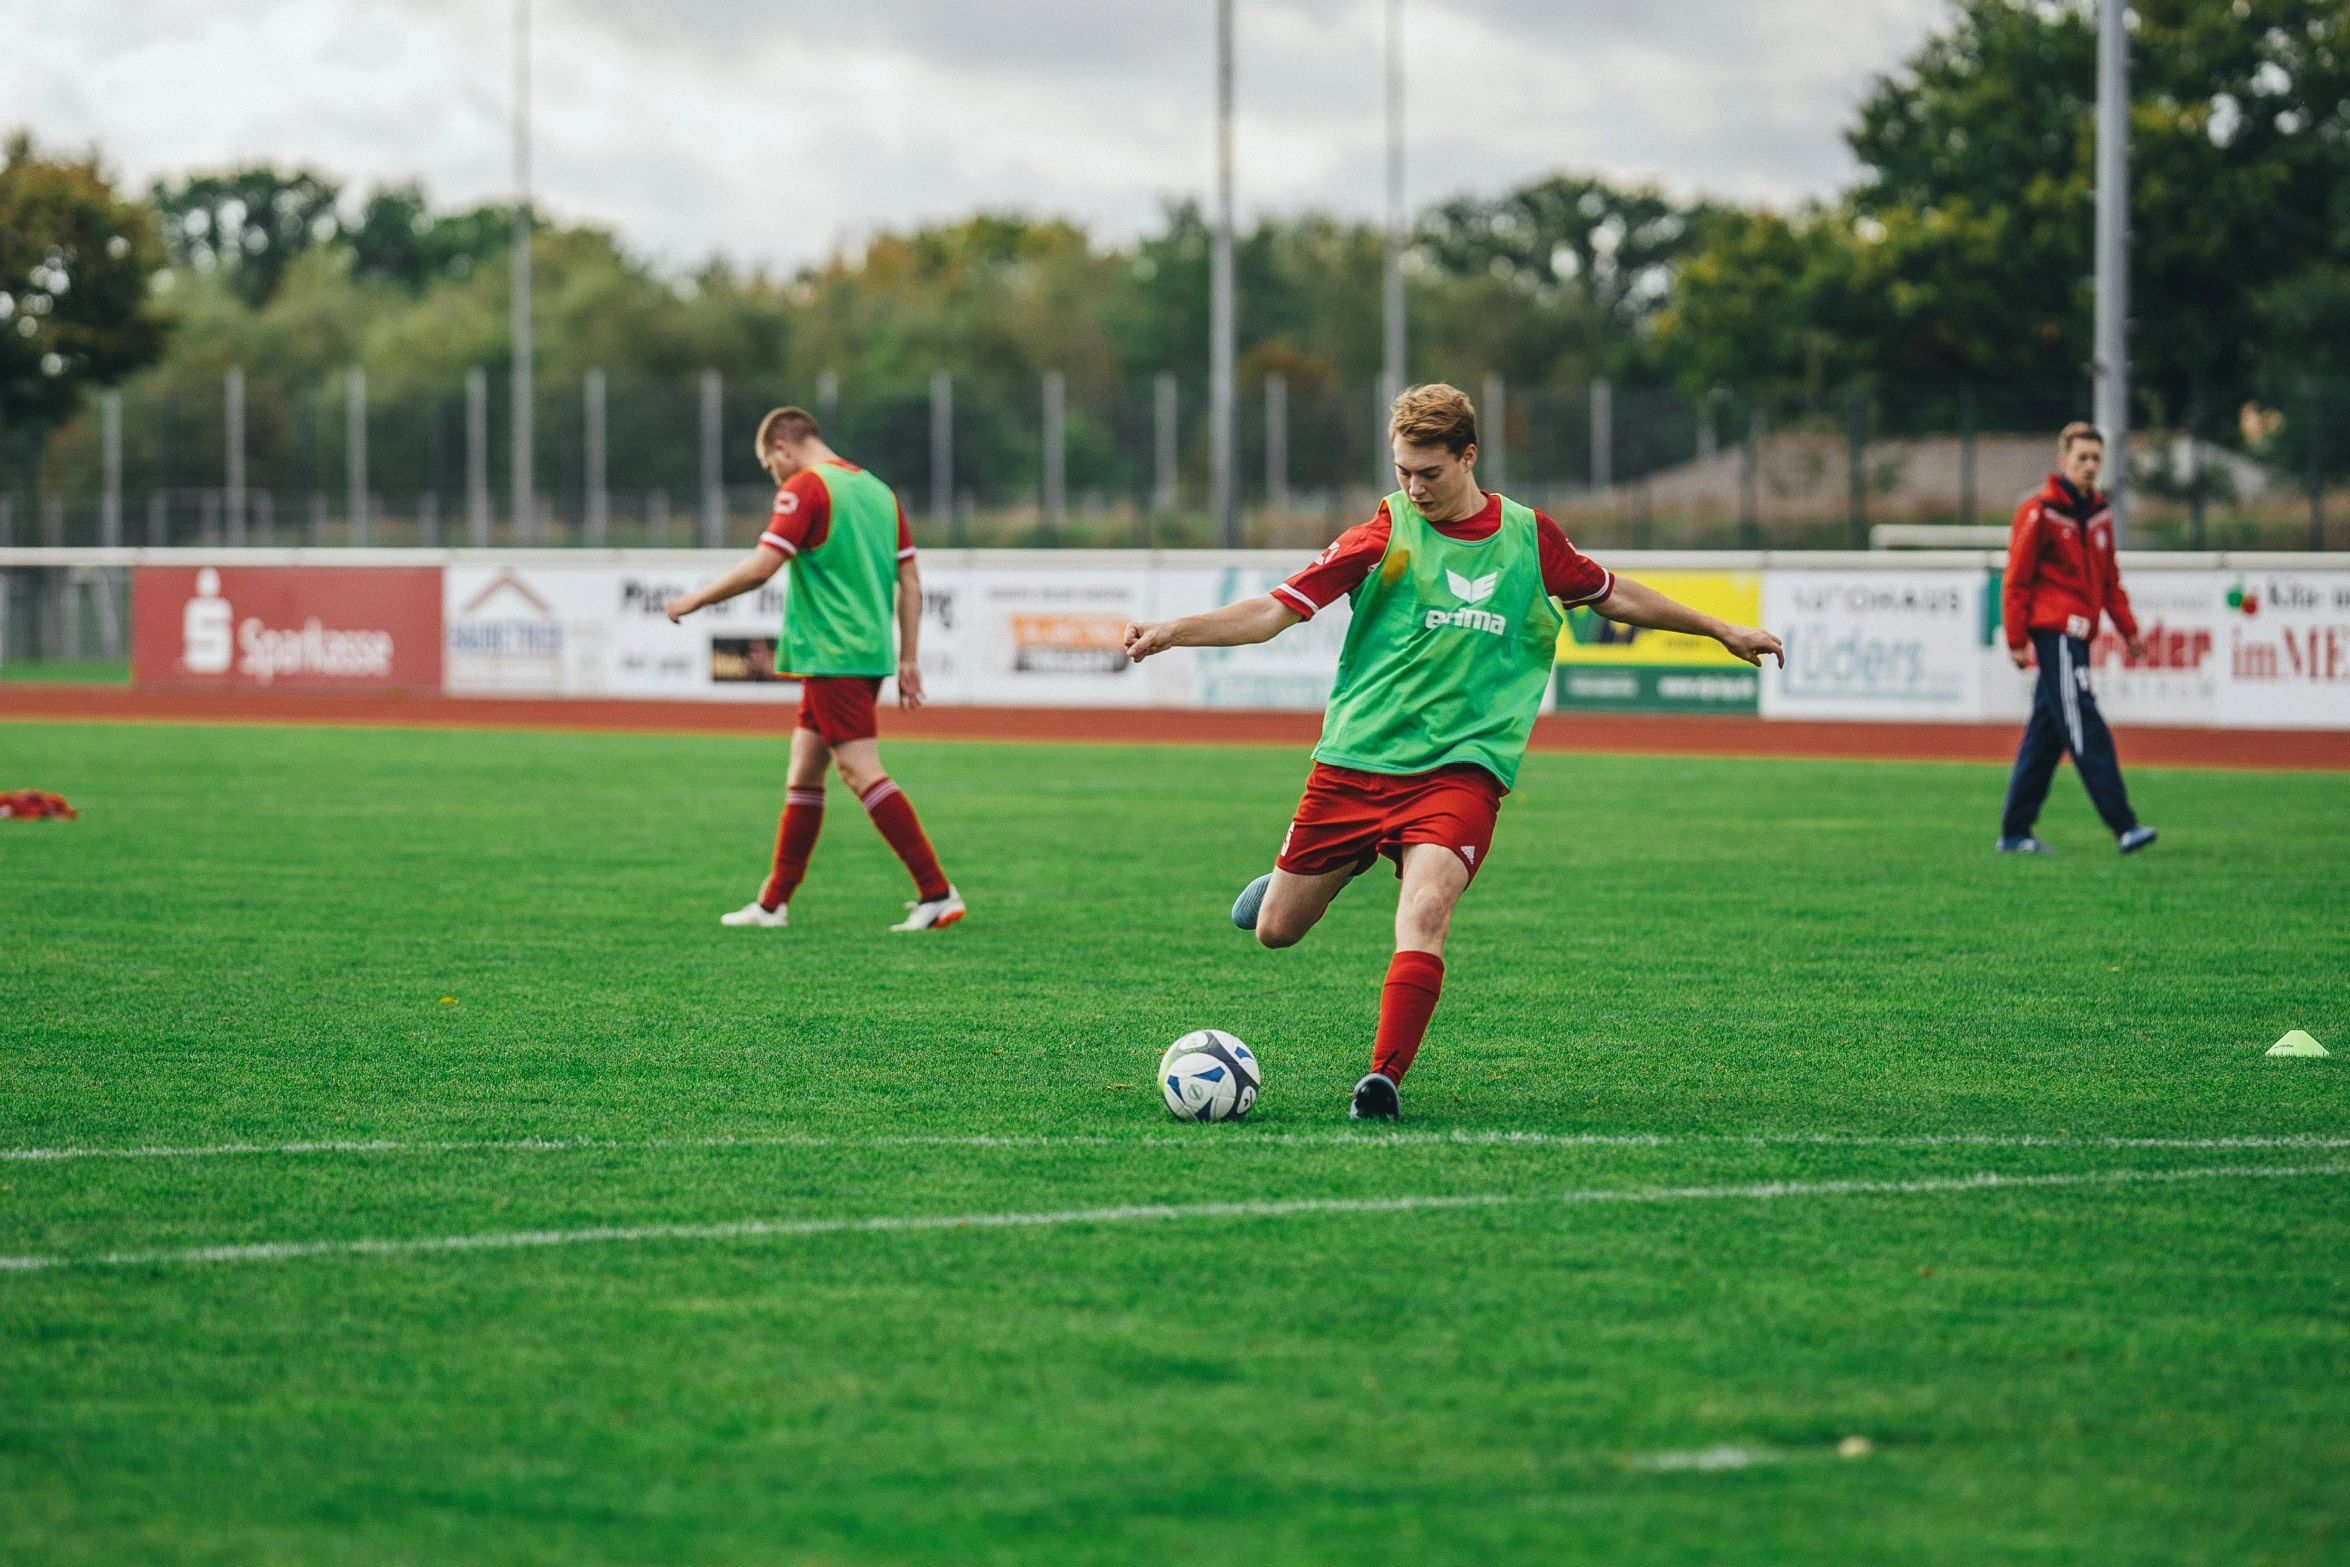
top-left (1397, 886), bottom-right (1455, 941)
top-left (1256, 922), bottom-right (1302, 950)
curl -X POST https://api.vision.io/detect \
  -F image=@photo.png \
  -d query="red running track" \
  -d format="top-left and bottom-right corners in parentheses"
top-left (3, 683), bottom-right (2346, 770)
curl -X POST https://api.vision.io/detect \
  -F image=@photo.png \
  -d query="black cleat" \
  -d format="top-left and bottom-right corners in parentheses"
top-left (1349, 1072), bottom-right (1401, 1121)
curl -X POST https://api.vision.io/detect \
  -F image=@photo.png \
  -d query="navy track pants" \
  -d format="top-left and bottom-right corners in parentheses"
top-left (2001, 630), bottom-right (2139, 840)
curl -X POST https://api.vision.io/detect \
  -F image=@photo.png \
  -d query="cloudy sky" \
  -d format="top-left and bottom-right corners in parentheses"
top-left (14, 0), bottom-right (1948, 270)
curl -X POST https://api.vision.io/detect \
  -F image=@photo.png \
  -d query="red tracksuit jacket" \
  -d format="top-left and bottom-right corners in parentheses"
top-left (2002, 474), bottom-right (2138, 651)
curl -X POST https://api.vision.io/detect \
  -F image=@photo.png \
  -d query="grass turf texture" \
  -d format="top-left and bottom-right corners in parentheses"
top-left (1, 719), bottom-right (2345, 1565)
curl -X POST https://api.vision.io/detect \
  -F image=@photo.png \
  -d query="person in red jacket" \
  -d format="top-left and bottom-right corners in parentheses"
top-left (1997, 422), bottom-right (2158, 855)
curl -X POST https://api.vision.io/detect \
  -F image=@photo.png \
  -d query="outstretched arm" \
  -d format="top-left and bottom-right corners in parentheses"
top-left (665, 545), bottom-right (784, 622)
top-left (1594, 576), bottom-right (1784, 667)
top-left (1124, 595), bottom-right (1301, 662)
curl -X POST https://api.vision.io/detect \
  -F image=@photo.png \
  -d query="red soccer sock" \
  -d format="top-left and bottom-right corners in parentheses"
top-left (860, 776), bottom-right (951, 902)
top-left (759, 787), bottom-right (827, 910)
top-left (1370, 950), bottom-right (1447, 1085)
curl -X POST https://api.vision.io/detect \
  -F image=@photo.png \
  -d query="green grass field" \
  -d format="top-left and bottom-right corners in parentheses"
top-left (2, 718), bottom-right (2345, 1565)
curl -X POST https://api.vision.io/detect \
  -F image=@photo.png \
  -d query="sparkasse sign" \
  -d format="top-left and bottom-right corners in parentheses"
top-left (131, 566), bottom-right (442, 693)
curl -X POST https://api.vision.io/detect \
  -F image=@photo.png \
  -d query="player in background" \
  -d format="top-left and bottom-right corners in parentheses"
top-left (1124, 384), bottom-right (1781, 1120)
top-left (1997, 421), bottom-right (2159, 856)
top-left (666, 407), bottom-right (965, 932)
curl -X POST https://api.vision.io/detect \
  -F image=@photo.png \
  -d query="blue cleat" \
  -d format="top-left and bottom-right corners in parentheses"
top-left (2117, 826), bottom-right (2159, 855)
top-left (1996, 836), bottom-right (2058, 854)
top-left (1231, 872), bottom-right (1274, 930)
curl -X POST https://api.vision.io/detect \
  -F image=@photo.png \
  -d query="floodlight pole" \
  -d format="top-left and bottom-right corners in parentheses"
top-left (2093, 0), bottom-right (2130, 544)
top-left (1211, 0), bottom-right (1238, 547)
top-left (1380, 0), bottom-right (1406, 417)
top-left (511, 0), bottom-right (535, 544)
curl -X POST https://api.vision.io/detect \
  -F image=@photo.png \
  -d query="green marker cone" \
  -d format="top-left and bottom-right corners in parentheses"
top-left (2267, 1030), bottom-right (2329, 1058)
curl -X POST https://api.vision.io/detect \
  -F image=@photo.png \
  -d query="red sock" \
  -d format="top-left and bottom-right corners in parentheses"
top-left (1371, 950), bottom-right (1446, 1084)
top-left (759, 787), bottom-right (826, 910)
top-left (860, 777), bottom-right (951, 901)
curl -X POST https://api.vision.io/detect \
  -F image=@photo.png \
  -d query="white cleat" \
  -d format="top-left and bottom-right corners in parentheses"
top-left (719, 899), bottom-right (789, 928)
top-left (891, 885), bottom-right (967, 932)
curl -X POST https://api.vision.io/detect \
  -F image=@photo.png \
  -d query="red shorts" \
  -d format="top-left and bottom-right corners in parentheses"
top-left (1276, 762), bottom-right (1503, 882)
top-left (795, 676), bottom-right (882, 744)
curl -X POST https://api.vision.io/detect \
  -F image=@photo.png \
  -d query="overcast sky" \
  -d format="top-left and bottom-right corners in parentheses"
top-left (13, 0), bottom-right (1948, 271)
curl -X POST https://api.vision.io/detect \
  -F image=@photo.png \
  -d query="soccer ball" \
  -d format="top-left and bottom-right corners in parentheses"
top-left (1159, 1029), bottom-right (1261, 1122)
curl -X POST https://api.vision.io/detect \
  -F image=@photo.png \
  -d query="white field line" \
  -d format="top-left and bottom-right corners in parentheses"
top-left (3, 1161), bottom-right (2342, 1275)
top-left (5, 1129), bottom-right (2350, 1165)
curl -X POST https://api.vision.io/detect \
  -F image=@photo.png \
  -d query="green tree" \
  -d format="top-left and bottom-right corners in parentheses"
top-left (1417, 173), bottom-right (1710, 342)
top-left (0, 132), bottom-right (172, 440)
top-left (347, 185), bottom-right (517, 291)
top-left (150, 165), bottom-right (341, 308)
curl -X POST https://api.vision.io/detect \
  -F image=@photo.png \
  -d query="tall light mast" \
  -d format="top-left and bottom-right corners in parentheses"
top-left (2092, 0), bottom-right (2131, 542)
top-left (511, 0), bottom-right (535, 542)
top-left (1211, 0), bottom-right (1238, 547)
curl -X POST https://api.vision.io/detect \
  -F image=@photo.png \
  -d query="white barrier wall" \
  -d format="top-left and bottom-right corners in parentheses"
top-left (11, 545), bottom-right (2348, 728)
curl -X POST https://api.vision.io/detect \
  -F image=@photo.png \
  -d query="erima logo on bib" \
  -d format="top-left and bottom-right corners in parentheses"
top-left (1446, 569), bottom-right (1497, 603)
top-left (1425, 568), bottom-right (1507, 635)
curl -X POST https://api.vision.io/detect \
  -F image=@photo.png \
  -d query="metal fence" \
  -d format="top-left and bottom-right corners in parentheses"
top-left (5, 369), bottom-right (2343, 567)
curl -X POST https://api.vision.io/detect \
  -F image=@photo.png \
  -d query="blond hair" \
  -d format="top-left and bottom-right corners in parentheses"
top-left (754, 405), bottom-right (822, 462)
top-left (2058, 420), bottom-right (2103, 455)
top-left (1389, 383), bottom-right (1479, 456)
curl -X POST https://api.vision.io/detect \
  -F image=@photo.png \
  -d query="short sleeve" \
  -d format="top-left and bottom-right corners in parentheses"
top-left (895, 495), bottom-right (916, 561)
top-left (1275, 505), bottom-right (1394, 619)
top-left (1536, 512), bottom-right (1612, 606)
top-left (759, 471), bottom-right (832, 556)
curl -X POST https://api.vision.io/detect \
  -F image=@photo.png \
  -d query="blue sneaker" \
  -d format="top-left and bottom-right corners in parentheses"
top-left (1231, 872), bottom-right (1274, 930)
top-left (1996, 836), bottom-right (2057, 854)
top-left (2117, 826), bottom-right (2159, 855)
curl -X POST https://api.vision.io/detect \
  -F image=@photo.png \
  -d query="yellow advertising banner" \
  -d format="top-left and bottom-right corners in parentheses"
top-left (1554, 570), bottom-right (1763, 713)
top-left (1555, 571), bottom-right (1762, 665)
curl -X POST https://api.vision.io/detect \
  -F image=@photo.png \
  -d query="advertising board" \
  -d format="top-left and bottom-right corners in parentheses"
top-left (2212, 568), bottom-right (2350, 728)
top-left (1553, 570), bottom-right (1762, 714)
top-left (1981, 569), bottom-right (2226, 727)
top-left (1151, 560), bottom-right (1352, 710)
top-left (442, 562), bottom-right (790, 702)
top-left (132, 565), bottom-right (442, 693)
top-left (1760, 569), bottom-right (1982, 721)
top-left (911, 564), bottom-right (1155, 707)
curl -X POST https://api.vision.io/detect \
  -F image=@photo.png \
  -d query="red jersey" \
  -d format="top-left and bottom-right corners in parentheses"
top-left (758, 460), bottom-right (918, 563)
top-left (1273, 493), bottom-right (1612, 621)
top-left (2003, 474), bottom-right (2137, 648)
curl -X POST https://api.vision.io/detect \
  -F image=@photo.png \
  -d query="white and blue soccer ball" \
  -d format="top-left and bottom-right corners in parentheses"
top-left (1159, 1029), bottom-right (1261, 1122)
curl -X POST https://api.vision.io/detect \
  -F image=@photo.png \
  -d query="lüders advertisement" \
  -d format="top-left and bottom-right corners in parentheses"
top-left (1761, 570), bottom-right (1982, 721)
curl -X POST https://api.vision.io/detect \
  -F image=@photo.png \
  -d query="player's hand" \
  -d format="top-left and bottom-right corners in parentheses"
top-left (1720, 624), bottom-right (1785, 668)
top-left (1122, 620), bottom-right (1177, 662)
top-left (664, 594), bottom-right (698, 624)
top-left (2009, 643), bottom-right (2034, 670)
top-left (2125, 635), bottom-right (2147, 663)
top-left (896, 658), bottom-right (926, 710)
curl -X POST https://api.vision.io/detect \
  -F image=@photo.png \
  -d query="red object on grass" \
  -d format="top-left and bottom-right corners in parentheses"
top-left (0, 790), bottom-right (78, 820)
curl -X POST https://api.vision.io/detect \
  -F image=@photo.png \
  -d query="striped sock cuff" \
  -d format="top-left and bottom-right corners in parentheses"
top-left (859, 777), bottom-right (902, 813)
top-left (785, 788), bottom-right (826, 808)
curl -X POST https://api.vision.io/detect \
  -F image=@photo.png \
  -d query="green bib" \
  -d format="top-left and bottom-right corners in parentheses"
top-left (779, 464), bottom-right (900, 678)
top-left (1312, 491), bottom-right (1564, 788)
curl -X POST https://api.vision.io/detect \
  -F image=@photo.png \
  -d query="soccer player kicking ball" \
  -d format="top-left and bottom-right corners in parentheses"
top-left (1123, 384), bottom-right (1781, 1120)
top-left (666, 406), bottom-right (965, 933)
